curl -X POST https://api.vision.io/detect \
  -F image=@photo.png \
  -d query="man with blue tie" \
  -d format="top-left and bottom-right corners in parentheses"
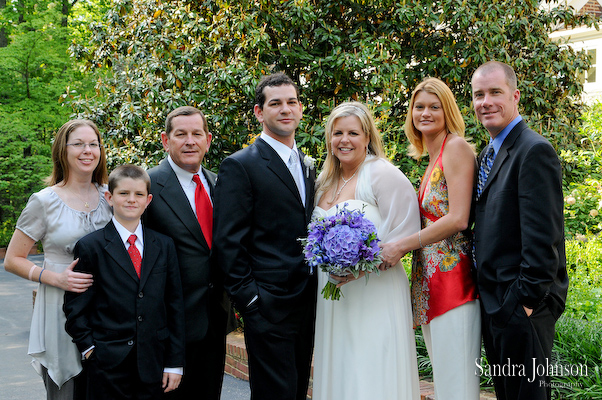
top-left (471, 61), bottom-right (568, 400)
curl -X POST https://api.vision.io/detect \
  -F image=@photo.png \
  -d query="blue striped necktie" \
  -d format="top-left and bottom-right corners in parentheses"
top-left (476, 145), bottom-right (495, 200)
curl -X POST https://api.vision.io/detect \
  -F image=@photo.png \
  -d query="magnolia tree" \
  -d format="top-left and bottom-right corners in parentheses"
top-left (67, 0), bottom-right (593, 180)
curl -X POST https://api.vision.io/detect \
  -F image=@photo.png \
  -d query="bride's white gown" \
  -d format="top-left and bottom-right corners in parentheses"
top-left (312, 157), bottom-right (421, 400)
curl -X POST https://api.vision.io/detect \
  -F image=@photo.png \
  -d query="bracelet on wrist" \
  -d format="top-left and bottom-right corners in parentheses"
top-left (28, 265), bottom-right (37, 281)
top-left (418, 231), bottom-right (424, 248)
top-left (38, 268), bottom-right (45, 284)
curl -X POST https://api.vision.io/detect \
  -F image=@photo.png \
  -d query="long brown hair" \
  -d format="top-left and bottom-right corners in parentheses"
top-left (46, 119), bottom-right (108, 186)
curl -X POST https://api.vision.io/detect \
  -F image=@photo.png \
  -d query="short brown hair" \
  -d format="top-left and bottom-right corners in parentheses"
top-left (108, 164), bottom-right (151, 194)
top-left (255, 72), bottom-right (300, 109)
top-left (472, 61), bottom-right (518, 91)
top-left (47, 119), bottom-right (108, 186)
top-left (165, 106), bottom-right (209, 136)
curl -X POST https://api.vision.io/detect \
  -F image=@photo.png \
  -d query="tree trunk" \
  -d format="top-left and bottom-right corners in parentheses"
top-left (0, 0), bottom-right (7, 47)
top-left (61, 0), bottom-right (78, 27)
top-left (18, 0), bottom-right (24, 24)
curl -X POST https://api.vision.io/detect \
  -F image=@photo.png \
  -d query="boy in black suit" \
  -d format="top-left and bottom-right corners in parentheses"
top-left (64, 165), bottom-right (185, 400)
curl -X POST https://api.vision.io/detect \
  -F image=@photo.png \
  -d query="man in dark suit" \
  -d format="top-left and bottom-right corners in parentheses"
top-left (471, 61), bottom-right (568, 400)
top-left (213, 72), bottom-right (317, 400)
top-left (144, 106), bottom-right (229, 399)
top-left (64, 165), bottom-right (185, 399)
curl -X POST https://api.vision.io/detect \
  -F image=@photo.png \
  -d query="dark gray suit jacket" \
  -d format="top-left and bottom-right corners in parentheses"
top-left (64, 221), bottom-right (185, 383)
top-left (213, 138), bottom-right (317, 324)
top-left (473, 120), bottom-right (568, 326)
top-left (145, 159), bottom-right (225, 343)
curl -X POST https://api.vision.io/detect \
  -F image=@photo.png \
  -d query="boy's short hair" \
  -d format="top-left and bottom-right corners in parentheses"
top-left (108, 165), bottom-right (151, 194)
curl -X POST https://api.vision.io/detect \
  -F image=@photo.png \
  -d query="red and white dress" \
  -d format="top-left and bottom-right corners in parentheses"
top-left (411, 135), bottom-right (481, 400)
top-left (411, 136), bottom-right (477, 326)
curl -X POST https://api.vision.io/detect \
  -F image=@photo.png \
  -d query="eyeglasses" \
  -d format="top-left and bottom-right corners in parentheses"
top-left (66, 142), bottom-right (102, 150)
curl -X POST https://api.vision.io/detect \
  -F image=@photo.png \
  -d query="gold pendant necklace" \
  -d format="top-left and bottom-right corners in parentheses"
top-left (66, 185), bottom-right (92, 208)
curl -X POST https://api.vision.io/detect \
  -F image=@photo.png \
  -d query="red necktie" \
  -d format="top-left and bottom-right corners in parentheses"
top-left (127, 234), bottom-right (141, 278)
top-left (193, 174), bottom-right (213, 248)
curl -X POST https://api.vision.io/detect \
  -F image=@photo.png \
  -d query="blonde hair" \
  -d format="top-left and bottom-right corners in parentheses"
top-left (405, 77), bottom-right (466, 160)
top-left (47, 119), bottom-right (108, 185)
top-left (316, 102), bottom-right (385, 198)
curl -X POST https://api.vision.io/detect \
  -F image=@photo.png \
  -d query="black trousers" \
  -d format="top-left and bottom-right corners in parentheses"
top-left (243, 301), bottom-right (316, 400)
top-left (481, 301), bottom-right (557, 400)
top-left (86, 348), bottom-right (163, 400)
top-left (163, 308), bottom-right (228, 400)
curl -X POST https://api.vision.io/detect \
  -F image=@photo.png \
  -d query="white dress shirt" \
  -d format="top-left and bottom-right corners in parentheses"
top-left (167, 155), bottom-right (213, 218)
top-left (82, 217), bottom-right (183, 375)
top-left (260, 132), bottom-right (306, 206)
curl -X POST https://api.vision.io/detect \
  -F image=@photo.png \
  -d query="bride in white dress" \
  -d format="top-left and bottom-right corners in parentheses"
top-left (312, 102), bottom-right (421, 400)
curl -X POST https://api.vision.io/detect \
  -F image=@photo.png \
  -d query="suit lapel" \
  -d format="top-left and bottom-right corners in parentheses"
top-left (139, 228), bottom-right (159, 289)
top-left (480, 121), bottom-right (524, 199)
top-left (202, 167), bottom-right (217, 197)
top-left (103, 221), bottom-right (139, 283)
top-left (256, 138), bottom-right (304, 205)
top-left (154, 160), bottom-right (208, 250)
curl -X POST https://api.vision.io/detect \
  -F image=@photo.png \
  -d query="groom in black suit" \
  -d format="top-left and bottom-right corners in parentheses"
top-left (145, 106), bottom-right (229, 399)
top-left (471, 61), bottom-right (568, 400)
top-left (213, 72), bottom-right (317, 400)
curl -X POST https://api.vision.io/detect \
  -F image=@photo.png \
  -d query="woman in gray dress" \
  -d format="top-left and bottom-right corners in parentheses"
top-left (4, 120), bottom-right (112, 400)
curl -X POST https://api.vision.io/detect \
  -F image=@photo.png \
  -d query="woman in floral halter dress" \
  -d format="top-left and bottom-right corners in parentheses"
top-left (380, 78), bottom-right (481, 400)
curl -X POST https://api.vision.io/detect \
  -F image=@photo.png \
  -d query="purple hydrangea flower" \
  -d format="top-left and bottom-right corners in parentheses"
top-left (323, 224), bottom-right (363, 267)
top-left (300, 203), bottom-right (383, 300)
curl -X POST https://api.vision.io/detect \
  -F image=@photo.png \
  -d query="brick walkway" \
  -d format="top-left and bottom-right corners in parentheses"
top-left (225, 332), bottom-right (497, 400)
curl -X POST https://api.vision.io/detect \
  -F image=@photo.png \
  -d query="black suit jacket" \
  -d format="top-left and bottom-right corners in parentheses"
top-left (145, 159), bottom-right (226, 343)
top-left (213, 138), bottom-right (317, 323)
top-left (64, 221), bottom-right (185, 383)
top-left (473, 120), bottom-right (568, 326)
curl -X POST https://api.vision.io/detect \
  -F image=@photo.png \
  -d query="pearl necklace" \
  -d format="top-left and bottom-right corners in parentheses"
top-left (330, 168), bottom-right (359, 204)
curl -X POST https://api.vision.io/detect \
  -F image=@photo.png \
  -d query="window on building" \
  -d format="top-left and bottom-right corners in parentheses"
top-left (586, 49), bottom-right (597, 83)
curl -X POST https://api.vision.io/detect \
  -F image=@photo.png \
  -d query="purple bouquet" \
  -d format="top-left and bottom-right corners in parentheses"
top-left (301, 204), bottom-right (382, 300)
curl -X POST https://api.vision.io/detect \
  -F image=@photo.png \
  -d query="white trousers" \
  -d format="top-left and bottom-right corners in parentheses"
top-left (422, 299), bottom-right (481, 400)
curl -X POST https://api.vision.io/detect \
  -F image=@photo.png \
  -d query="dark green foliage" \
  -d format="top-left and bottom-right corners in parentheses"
top-left (0, 0), bottom-right (103, 246)
top-left (551, 317), bottom-right (602, 398)
top-left (68, 0), bottom-right (593, 175)
top-left (0, 103), bottom-right (54, 247)
top-left (564, 239), bottom-right (602, 322)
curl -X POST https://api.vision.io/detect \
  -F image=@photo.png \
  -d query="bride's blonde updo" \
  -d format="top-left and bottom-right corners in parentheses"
top-left (316, 101), bottom-right (385, 199)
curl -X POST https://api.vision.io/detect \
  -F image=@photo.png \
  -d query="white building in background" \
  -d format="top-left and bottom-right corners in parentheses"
top-left (548, 0), bottom-right (602, 103)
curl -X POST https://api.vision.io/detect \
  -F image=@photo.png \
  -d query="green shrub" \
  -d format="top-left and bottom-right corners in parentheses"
top-left (564, 179), bottom-right (602, 239)
top-left (561, 101), bottom-right (602, 239)
top-left (0, 107), bottom-right (52, 243)
top-left (0, 220), bottom-right (15, 249)
top-left (564, 238), bottom-right (602, 322)
top-left (552, 316), bottom-right (602, 398)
